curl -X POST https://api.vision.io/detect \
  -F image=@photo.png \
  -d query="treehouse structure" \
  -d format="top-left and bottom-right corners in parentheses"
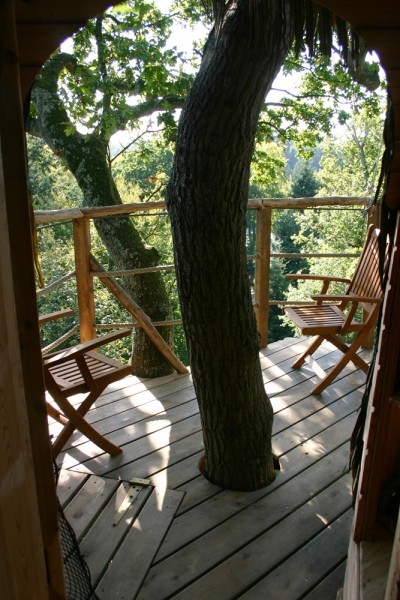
top-left (1, 1), bottom-right (400, 598)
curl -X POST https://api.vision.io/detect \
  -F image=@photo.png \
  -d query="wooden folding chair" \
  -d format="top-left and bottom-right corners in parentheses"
top-left (40, 310), bottom-right (132, 456)
top-left (284, 225), bottom-right (385, 394)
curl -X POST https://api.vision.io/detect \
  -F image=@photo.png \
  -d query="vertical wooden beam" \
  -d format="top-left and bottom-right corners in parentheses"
top-left (0, 124), bottom-right (52, 600)
top-left (353, 213), bottom-right (400, 542)
top-left (73, 218), bottom-right (96, 342)
top-left (254, 207), bottom-right (271, 348)
top-left (0, 1), bottom-right (65, 597)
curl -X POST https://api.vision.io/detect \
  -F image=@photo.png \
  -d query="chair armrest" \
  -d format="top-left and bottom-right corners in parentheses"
top-left (43, 328), bottom-right (132, 366)
top-left (310, 294), bottom-right (381, 304)
top-left (287, 274), bottom-right (351, 284)
top-left (39, 309), bottom-right (74, 325)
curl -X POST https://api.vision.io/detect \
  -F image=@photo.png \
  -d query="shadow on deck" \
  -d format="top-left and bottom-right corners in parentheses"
top-left (53, 336), bottom-right (371, 599)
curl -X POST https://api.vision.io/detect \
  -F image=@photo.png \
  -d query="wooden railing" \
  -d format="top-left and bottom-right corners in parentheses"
top-left (35, 196), bottom-right (376, 364)
top-left (248, 196), bottom-right (378, 346)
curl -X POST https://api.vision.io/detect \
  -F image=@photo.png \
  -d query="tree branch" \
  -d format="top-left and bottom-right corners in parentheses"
top-left (111, 126), bottom-right (165, 162)
top-left (94, 15), bottom-right (113, 138)
top-left (107, 95), bottom-right (185, 138)
top-left (25, 53), bottom-right (83, 155)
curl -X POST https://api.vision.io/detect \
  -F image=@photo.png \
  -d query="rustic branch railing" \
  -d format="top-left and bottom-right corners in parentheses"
top-left (35, 195), bottom-right (375, 355)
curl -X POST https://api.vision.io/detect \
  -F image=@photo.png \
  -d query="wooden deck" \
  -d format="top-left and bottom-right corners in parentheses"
top-left (52, 336), bottom-right (372, 600)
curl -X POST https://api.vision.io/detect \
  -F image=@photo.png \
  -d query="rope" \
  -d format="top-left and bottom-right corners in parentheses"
top-left (41, 325), bottom-right (80, 354)
top-left (91, 264), bottom-right (175, 277)
top-left (37, 271), bottom-right (76, 297)
top-left (271, 252), bottom-right (359, 259)
top-left (96, 319), bottom-right (182, 330)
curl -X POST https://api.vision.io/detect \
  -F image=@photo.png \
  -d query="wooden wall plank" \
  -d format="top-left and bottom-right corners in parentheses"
top-left (0, 1), bottom-right (65, 597)
top-left (354, 214), bottom-right (400, 541)
top-left (384, 506), bottom-right (400, 599)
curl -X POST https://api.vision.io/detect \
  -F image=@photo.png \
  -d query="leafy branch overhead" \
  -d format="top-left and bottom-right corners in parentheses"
top-left (27, 1), bottom-right (195, 145)
top-left (200, 0), bottom-right (383, 152)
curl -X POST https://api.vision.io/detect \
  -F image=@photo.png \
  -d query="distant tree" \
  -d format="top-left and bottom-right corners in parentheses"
top-left (317, 107), bottom-right (385, 197)
top-left (27, 135), bottom-right (82, 211)
top-left (291, 163), bottom-right (320, 198)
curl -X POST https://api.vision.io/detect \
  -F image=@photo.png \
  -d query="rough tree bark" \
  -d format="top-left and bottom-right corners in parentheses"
top-left (27, 54), bottom-right (183, 377)
top-left (167, 1), bottom-right (294, 490)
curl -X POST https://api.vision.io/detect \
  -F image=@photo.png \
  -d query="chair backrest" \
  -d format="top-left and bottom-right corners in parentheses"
top-left (346, 225), bottom-right (384, 315)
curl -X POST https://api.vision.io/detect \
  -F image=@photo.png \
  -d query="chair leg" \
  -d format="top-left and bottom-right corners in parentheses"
top-left (51, 388), bottom-right (101, 453)
top-left (325, 334), bottom-right (369, 372)
top-left (311, 338), bottom-right (370, 395)
top-left (52, 405), bottom-right (122, 457)
top-left (45, 376), bottom-right (122, 456)
top-left (292, 335), bottom-right (325, 369)
top-left (47, 402), bottom-right (68, 425)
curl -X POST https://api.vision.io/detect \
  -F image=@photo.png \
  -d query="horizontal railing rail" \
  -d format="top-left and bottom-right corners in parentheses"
top-left (35, 195), bottom-right (374, 354)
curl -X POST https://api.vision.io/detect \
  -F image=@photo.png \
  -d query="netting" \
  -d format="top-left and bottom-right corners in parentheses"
top-left (54, 463), bottom-right (99, 600)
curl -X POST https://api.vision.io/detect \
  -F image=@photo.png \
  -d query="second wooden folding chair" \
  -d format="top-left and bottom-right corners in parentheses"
top-left (284, 225), bottom-right (385, 394)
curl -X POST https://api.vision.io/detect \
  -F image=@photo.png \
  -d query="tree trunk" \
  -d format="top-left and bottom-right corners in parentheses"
top-left (68, 135), bottom-right (174, 377)
top-left (167, 1), bottom-right (293, 490)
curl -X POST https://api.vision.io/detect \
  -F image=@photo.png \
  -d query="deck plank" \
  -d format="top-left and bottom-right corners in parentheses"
top-left (63, 475), bottom-right (120, 541)
top-left (138, 476), bottom-right (352, 599)
top-left (56, 469), bottom-right (89, 507)
top-left (239, 510), bottom-right (353, 600)
top-left (79, 481), bottom-right (153, 585)
top-left (56, 349), bottom-right (366, 476)
top-left (95, 487), bottom-right (184, 599)
top-left (300, 561), bottom-right (347, 599)
top-left (163, 389), bottom-right (358, 514)
top-left (157, 440), bottom-right (352, 562)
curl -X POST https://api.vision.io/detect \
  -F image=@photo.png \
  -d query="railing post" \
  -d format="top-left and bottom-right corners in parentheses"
top-left (73, 217), bottom-right (96, 341)
top-left (254, 206), bottom-right (271, 348)
top-left (367, 203), bottom-right (380, 229)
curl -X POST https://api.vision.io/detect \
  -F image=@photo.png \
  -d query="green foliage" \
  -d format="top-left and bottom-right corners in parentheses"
top-left (268, 258), bottom-right (295, 342)
top-left (273, 209), bottom-right (309, 276)
top-left (27, 135), bottom-right (83, 211)
top-left (112, 138), bottom-right (174, 198)
top-left (291, 164), bottom-right (320, 198)
top-left (56, 0), bottom-right (198, 141)
top-left (34, 137), bottom-right (188, 363)
top-left (285, 207), bottom-right (367, 307)
top-left (250, 141), bottom-right (289, 197)
top-left (317, 107), bottom-right (385, 197)
top-left (36, 222), bottom-right (80, 350)
top-left (257, 49), bottom-right (385, 159)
